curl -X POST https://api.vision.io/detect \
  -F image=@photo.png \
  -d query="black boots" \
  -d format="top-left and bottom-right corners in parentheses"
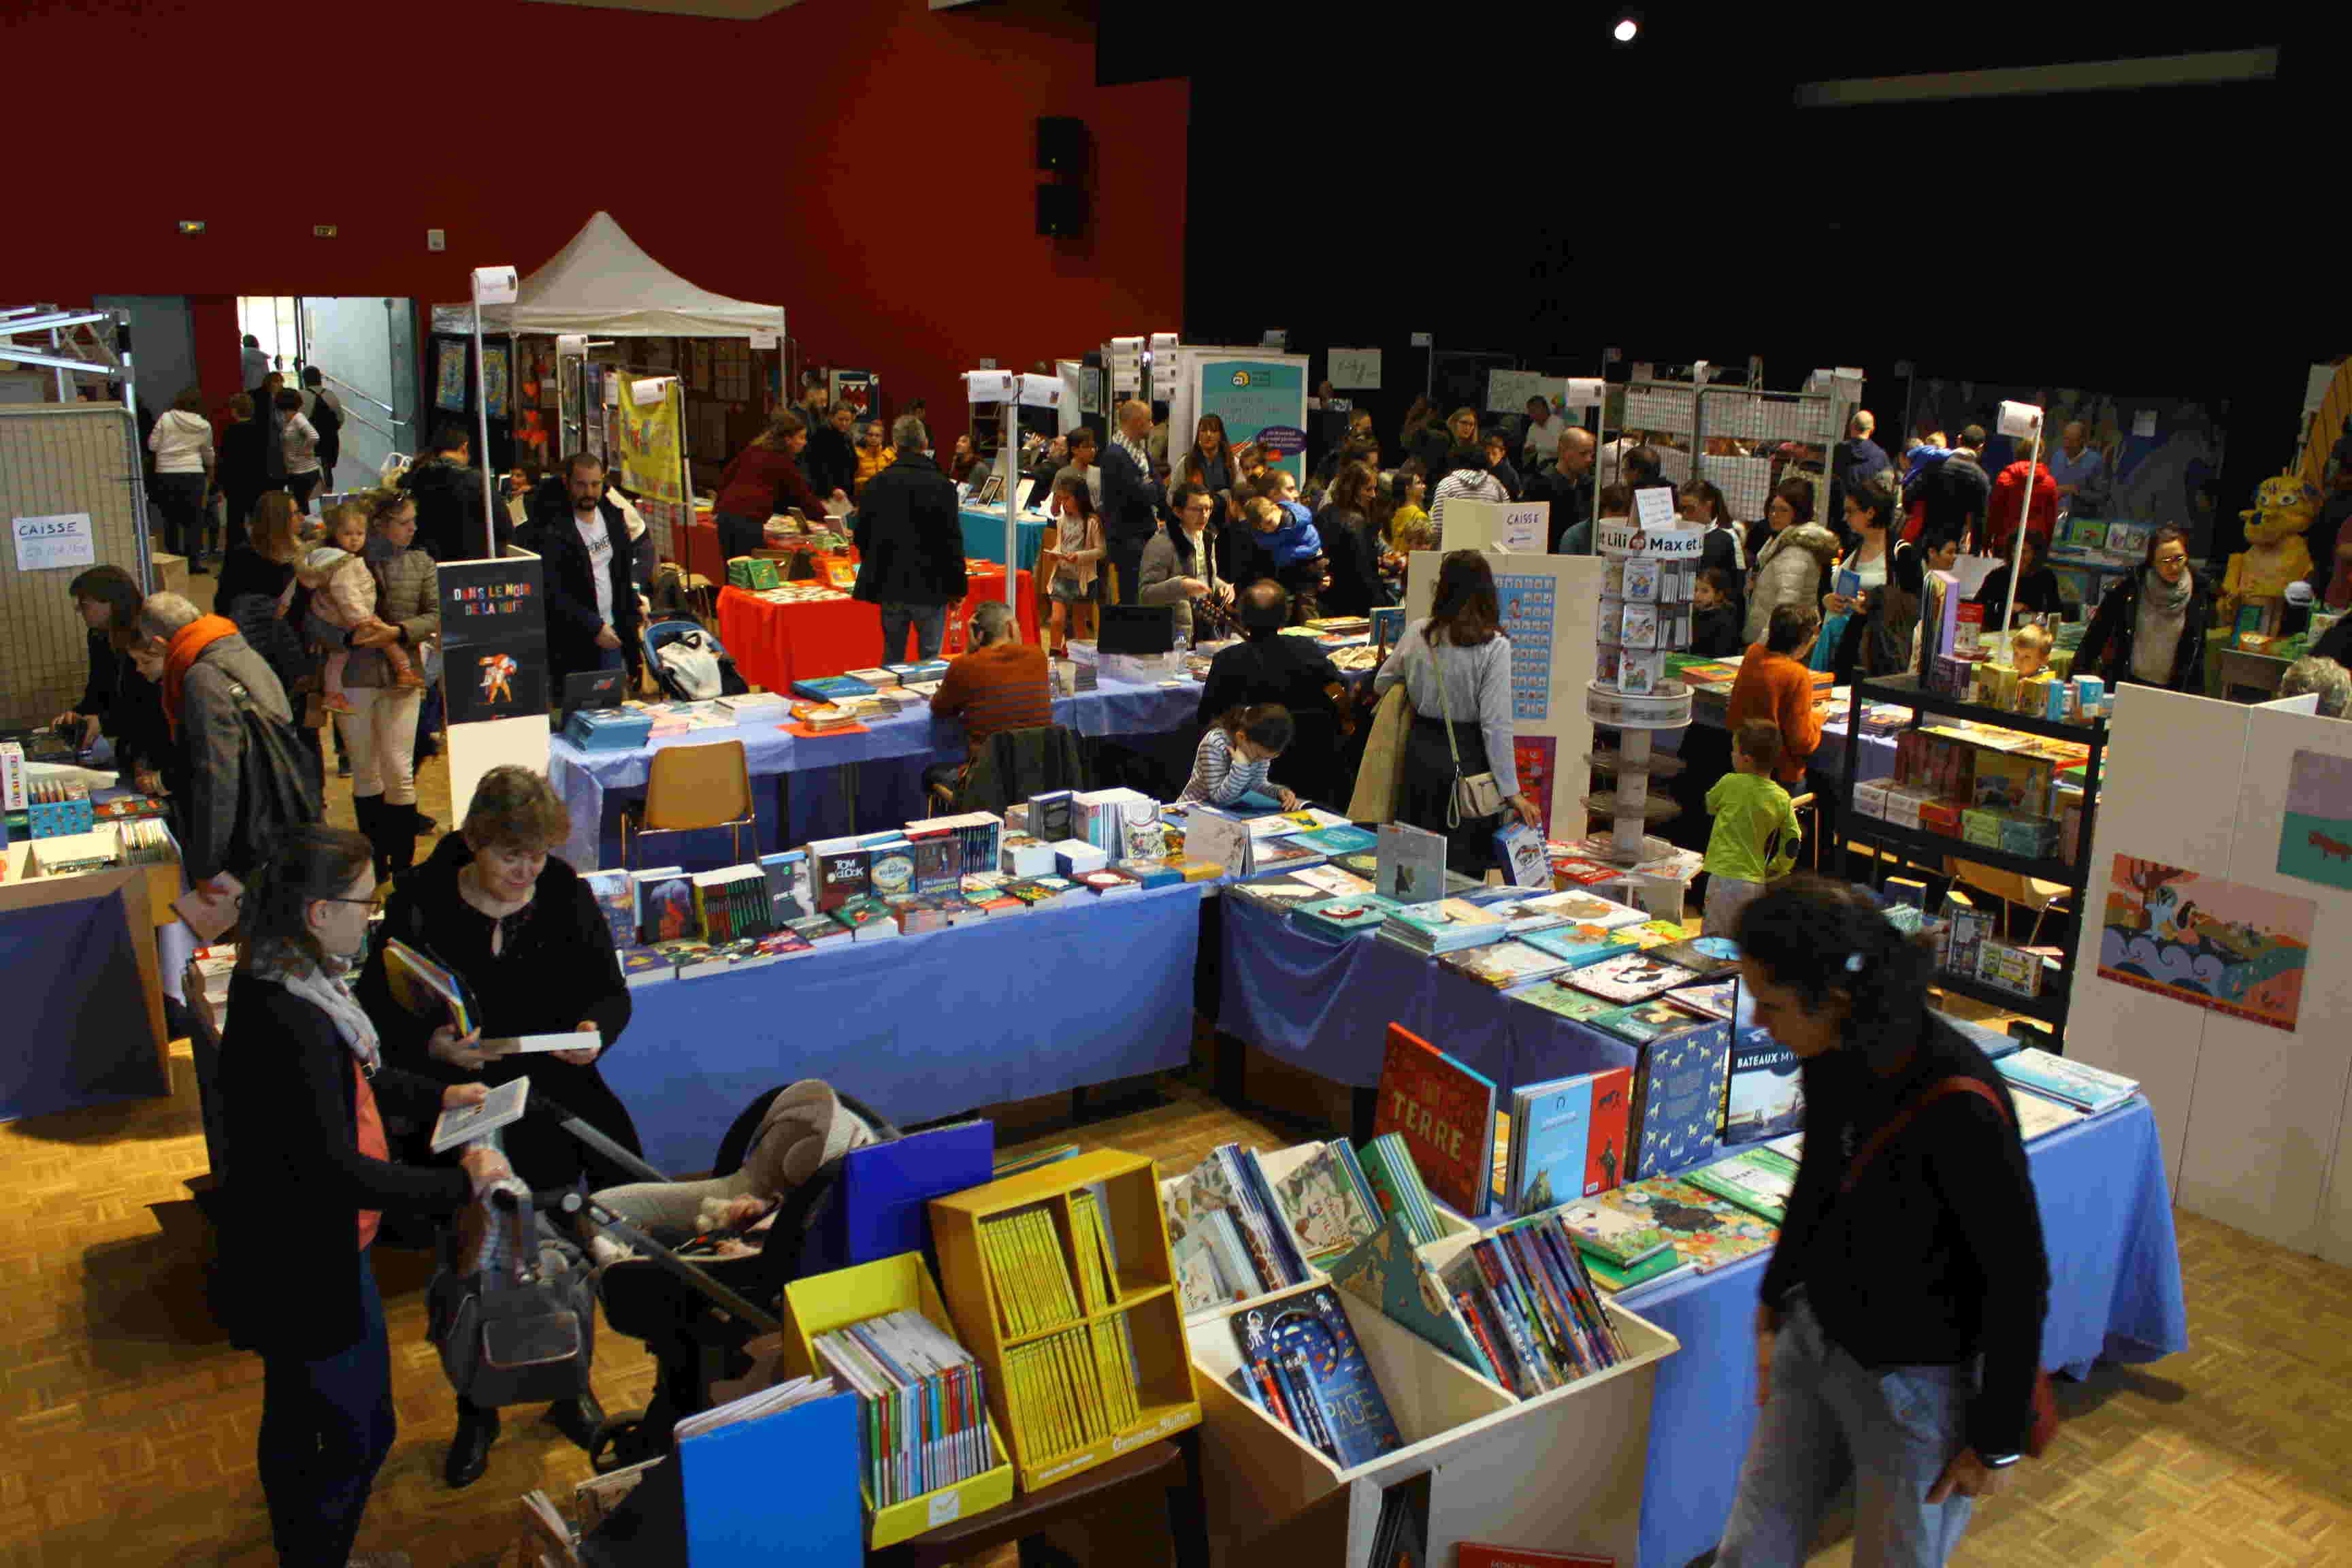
top-left (445, 1401), bottom-right (499, 1488)
top-left (354, 795), bottom-right (424, 885)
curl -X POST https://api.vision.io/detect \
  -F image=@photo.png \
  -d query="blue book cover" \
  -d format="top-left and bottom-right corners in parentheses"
top-left (1722, 1026), bottom-right (1805, 1145)
top-left (1235, 1287), bottom-right (1405, 1469)
top-left (1632, 1020), bottom-right (1731, 1180)
top-left (1519, 926), bottom-right (1641, 968)
top-left (807, 1120), bottom-right (995, 1275)
top-left (1370, 606), bottom-right (1405, 647)
top-left (1507, 1073), bottom-right (1592, 1213)
top-left (1235, 789), bottom-right (1284, 815)
top-left (1326, 1211), bottom-right (1498, 1382)
top-left (679, 1391), bottom-right (862, 1566)
top-left (791, 674), bottom-right (877, 702)
top-left (1287, 824), bottom-right (1379, 857)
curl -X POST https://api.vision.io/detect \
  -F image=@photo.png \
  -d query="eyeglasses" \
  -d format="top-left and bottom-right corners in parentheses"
top-left (314, 895), bottom-right (374, 909)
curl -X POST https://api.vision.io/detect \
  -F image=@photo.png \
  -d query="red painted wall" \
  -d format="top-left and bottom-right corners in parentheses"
top-left (1, 0), bottom-right (1183, 442)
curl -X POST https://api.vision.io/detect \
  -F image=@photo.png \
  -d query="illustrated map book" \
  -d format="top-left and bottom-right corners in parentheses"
top-left (1501, 1066), bottom-right (1633, 1215)
top-left (1228, 1286), bottom-right (1405, 1469)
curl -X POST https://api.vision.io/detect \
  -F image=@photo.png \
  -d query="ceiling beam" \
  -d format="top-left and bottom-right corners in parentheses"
top-left (1796, 47), bottom-right (2279, 108)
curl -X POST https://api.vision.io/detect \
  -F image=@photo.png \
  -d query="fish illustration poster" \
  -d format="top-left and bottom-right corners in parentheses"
top-left (2278, 749), bottom-right (2352, 893)
top-left (2097, 854), bottom-right (2315, 1032)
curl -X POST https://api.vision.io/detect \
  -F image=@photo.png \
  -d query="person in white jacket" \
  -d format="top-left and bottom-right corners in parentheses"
top-left (148, 388), bottom-right (216, 566)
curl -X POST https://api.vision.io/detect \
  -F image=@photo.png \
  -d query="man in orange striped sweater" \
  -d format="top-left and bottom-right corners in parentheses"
top-left (926, 600), bottom-right (1052, 794)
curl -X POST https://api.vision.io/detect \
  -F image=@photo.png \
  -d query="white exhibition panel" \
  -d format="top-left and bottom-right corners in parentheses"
top-left (2065, 684), bottom-right (2249, 1185)
top-left (446, 715), bottom-right (553, 835)
top-left (1403, 551), bottom-right (1604, 839)
top-left (2068, 683), bottom-right (2352, 1258)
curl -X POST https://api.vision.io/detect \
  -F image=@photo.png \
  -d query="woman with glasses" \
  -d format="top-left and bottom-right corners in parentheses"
top-left (355, 764), bottom-right (636, 1488)
top-left (2072, 526), bottom-right (2211, 691)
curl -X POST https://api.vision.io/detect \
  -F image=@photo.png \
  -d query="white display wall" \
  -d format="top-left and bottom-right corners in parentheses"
top-left (2066, 683), bottom-right (2352, 1264)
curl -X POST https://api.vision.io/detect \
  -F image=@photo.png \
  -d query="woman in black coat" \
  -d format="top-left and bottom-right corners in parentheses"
top-left (220, 825), bottom-right (510, 1568)
top-left (1316, 459), bottom-right (1394, 617)
top-left (2072, 526), bottom-right (2212, 692)
top-left (356, 764), bottom-right (635, 1486)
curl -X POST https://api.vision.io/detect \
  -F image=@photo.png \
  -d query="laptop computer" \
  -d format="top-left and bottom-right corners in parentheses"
top-left (557, 668), bottom-right (628, 723)
top-left (1098, 604), bottom-right (1177, 655)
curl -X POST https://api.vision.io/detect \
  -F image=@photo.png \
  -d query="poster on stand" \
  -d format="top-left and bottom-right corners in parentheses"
top-left (438, 557), bottom-right (549, 726)
top-left (1192, 355), bottom-right (1309, 483)
top-left (617, 374), bottom-right (684, 503)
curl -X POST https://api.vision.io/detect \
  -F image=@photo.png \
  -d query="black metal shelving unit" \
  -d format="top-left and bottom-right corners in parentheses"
top-left (1839, 674), bottom-right (2108, 1043)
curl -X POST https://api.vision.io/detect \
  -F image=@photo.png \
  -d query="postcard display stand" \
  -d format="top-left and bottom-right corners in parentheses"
top-left (1402, 546), bottom-right (1606, 839)
top-left (2065, 683), bottom-right (2352, 1267)
top-left (1587, 520), bottom-right (1702, 866)
top-left (1185, 1235), bottom-right (1678, 1566)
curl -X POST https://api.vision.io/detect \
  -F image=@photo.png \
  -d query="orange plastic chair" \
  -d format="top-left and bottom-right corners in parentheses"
top-left (621, 739), bottom-right (757, 868)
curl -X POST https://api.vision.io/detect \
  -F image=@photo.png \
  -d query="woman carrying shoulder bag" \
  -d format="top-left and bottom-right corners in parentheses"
top-left (1823, 469), bottom-right (1923, 679)
top-left (1371, 549), bottom-right (1541, 875)
top-left (1717, 876), bottom-right (2051, 1568)
top-left (219, 825), bottom-right (511, 1568)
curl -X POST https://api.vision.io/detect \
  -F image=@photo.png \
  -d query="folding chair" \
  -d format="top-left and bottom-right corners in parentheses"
top-left (621, 739), bottom-right (757, 868)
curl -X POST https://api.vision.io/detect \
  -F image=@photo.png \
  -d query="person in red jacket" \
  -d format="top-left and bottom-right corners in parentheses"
top-left (710, 411), bottom-right (849, 561)
top-left (1984, 446), bottom-right (2058, 560)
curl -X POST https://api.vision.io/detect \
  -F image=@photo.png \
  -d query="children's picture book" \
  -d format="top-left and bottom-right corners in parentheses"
top-left (1562, 951), bottom-right (1702, 1003)
top-left (1505, 1066), bottom-right (1633, 1213)
top-left (1601, 1176), bottom-right (1778, 1274)
top-left (1590, 998), bottom-right (1703, 1045)
top-left (2278, 748), bottom-right (2352, 892)
top-left (1373, 1024), bottom-right (1499, 1219)
top-left (1683, 1145), bottom-right (1799, 1224)
top-left (1230, 1288), bottom-right (1405, 1469)
top-left (1617, 649), bottom-right (1664, 694)
top-left (1554, 1193), bottom-right (1670, 1269)
top-left (1631, 1020), bottom-right (1732, 1180)
top-left (1325, 1211), bottom-right (1497, 1383)
top-left (430, 1077), bottom-right (529, 1154)
top-left (1509, 980), bottom-right (1624, 1024)
top-left (1288, 824), bottom-right (1379, 858)
top-left (1996, 1047), bottom-right (2139, 1113)
top-left (2096, 854), bottom-right (2313, 1032)
top-left (1722, 1026), bottom-right (1804, 1144)
top-left (1621, 557), bottom-right (1660, 603)
top-left (1531, 892), bottom-right (1650, 929)
top-left (1375, 820), bottom-right (1448, 904)
top-left (1269, 1144), bottom-right (1385, 1265)
top-left (1438, 939), bottom-right (1573, 990)
top-left (1644, 936), bottom-right (1742, 979)
top-left (1493, 821), bottom-right (1550, 888)
top-left (1518, 924), bottom-right (1642, 969)
top-left (1668, 977), bottom-right (1741, 1020)
top-left (380, 938), bottom-right (475, 1035)
top-left (1620, 602), bottom-right (1659, 649)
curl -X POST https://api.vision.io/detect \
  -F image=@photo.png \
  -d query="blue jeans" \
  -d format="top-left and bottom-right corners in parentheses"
top-left (879, 602), bottom-right (947, 664)
top-left (1716, 1295), bottom-right (1978, 1568)
top-left (258, 1247), bottom-right (395, 1567)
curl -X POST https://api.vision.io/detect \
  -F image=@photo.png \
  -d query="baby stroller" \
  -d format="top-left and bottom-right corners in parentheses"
top-left (521, 1087), bottom-right (905, 1471)
top-left (642, 618), bottom-right (749, 702)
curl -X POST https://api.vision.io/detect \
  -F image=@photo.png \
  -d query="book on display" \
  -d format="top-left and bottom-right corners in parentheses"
top-left (1266, 1142), bottom-right (1386, 1267)
top-left (1228, 1287), bottom-right (1404, 1469)
top-left (1643, 934), bottom-right (1744, 979)
top-left (1356, 1134), bottom-right (1443, 1245)
top-left (1436, 1213), bottom-right (1627, 1399)
top-left (1595, 1176), bottom-right (1778, 1275)
top-left (1502, 1066), bottom-right (1633, 1214)
top-left (1629, 1020), bottom-right (1732, 1179)
top-left (1291, 895), bottom-right (1398, 938)
top-left (1326, 1210), bottom-right (1498, 1383)
top-left (1509, 979), bottom-right (1624, 1024)
top-left (581, 868), bottom-right (636, 950)
top-left (1722, 1026), bottom-right (1804, 1144)
top-left (1493, 821), bottom-right (1550, 887)
top-left (1560, 950), bottom-right (1703, 1004)
top-left (2010, 1086), bottom-right (2091, 1141)
top-left (1997, 1047), bottom-right (2137, 1113)
top-left (1681, 1145), bottom-right (1800, 1223)
top-left (1372, 1024), bottom-right (1497, 1219)
top-left (1379, 896), bottom-right (1508, 956)
top-left (1518, 924), bottom-right (1642, 969)
top-left (1588, 998), bottom-right (1703, 1044)
top-left (1437, 939), bottom-right (1575, 990)
top-left (1374, 820), bottom-right (1448, 904)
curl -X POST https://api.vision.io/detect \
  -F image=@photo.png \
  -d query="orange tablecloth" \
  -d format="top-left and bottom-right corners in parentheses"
top-left (716, 568), bottom-right (1036, 693)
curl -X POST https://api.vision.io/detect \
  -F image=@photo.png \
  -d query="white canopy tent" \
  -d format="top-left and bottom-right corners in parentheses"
top-left (429, 210), bottom-right (784, 339)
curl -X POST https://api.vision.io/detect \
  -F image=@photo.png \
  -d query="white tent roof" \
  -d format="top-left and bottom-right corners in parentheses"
top-left (429, 211), bottom-right (784, 339)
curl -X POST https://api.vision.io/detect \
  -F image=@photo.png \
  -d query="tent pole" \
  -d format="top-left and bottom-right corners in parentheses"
top-left (472, 280), bottom-right (495, 558)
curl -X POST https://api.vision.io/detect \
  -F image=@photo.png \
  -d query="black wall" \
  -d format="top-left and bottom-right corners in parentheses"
top-left (1128, 3), bottom-right (2340, 543)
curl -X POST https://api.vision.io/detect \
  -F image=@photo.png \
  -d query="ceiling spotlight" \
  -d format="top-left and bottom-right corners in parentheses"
top-left (1613, 16), bottom-right (1639, 42)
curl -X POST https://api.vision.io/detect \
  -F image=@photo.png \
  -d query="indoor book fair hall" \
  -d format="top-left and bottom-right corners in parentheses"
top-left (1, 3), bottom-right (2345, 1567)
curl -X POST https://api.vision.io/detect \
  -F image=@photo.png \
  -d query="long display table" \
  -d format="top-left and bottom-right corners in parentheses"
top-left (545, 675), bottom-right (1204, 870)
top-left (596, 880), bottom-right (1207, 1175)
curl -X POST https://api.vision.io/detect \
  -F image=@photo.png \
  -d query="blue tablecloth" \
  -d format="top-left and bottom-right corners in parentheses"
top-left (1626, 1095), bottom-right (2187, 1568)
top-left (546, 676), bottom-right (1205, 870)
top-left (1670, 697), bottom-right (1899, 785)
top-left (1215, 894), bottom-right (1638, 1098)
top-left (598, 881), bottom-right (1207, 1174)
top-left (960, 507), bottom-right (1050, 568)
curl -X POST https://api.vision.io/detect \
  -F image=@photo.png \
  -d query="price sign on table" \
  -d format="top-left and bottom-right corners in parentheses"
top-left (12, 512), bottom-right (95, 572)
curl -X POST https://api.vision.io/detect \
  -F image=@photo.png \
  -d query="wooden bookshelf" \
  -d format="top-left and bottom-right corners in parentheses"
top-left (930, 1149), bottom-right (1202, 1492)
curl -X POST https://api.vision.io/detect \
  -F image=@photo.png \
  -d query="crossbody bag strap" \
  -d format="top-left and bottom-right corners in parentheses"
top-left (1837, 1075), bottom-right (2008, 1196)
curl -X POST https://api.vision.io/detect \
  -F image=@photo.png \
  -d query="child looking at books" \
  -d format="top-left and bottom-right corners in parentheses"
top-left (1247, 492), bottom-right (1328, 623)
top-left (1691, 566), bottom-right (1746, 657)
top-left (1703, 719), bottom-right (1802, 935)
top-left (1179, 702), bottom-right (1299, 810)
top-left (1043, 474), bottom-right (1102, 655)
top-left (301, 502), bottom-right (421, 714)
top-left (2008, 620), bottom-right (2054, 679)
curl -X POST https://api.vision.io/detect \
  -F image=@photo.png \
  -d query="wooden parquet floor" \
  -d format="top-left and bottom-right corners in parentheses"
top-left (8, 1043), bottom-right (2352, 1568)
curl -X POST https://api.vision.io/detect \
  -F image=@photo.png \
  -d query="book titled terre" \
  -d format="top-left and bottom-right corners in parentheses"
top-left (1372, 1024), bottom-right (1499, 1220)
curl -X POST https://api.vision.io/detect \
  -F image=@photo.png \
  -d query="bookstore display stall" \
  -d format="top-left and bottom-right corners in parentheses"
top-left (713, 569), bottom-right (1037, 695)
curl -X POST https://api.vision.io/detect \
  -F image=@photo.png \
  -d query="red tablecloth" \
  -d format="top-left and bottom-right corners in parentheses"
top-left (717, 570), bottom-right (1036, 692)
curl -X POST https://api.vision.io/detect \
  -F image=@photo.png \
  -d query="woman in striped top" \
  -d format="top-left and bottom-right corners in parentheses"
top-left (1178, 704), bottom-right (1298, 809)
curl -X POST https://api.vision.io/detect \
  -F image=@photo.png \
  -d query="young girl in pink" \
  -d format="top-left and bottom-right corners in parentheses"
top-left (302, 502), bottom-right (421, 714)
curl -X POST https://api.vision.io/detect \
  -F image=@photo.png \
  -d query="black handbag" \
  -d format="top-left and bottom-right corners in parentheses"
top-left (427, 1198), bottom-right (595, 1409)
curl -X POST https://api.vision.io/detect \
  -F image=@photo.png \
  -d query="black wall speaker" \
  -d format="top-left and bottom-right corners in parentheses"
top-left (1036, 184), bottom-right (1088, 237)
top-left (1036, 116), bottom-right (1087, 173)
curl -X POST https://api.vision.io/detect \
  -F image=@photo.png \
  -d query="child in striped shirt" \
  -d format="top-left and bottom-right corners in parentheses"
top-left (1179, 704), bottom-right (1299, 809)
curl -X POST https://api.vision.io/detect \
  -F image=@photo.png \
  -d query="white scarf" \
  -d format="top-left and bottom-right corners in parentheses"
top-left (257, 957), bottom-right (381, 1073)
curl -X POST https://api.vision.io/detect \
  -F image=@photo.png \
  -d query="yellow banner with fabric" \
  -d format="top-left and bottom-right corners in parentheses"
top-left (617, 372), bottom-right (684, 502)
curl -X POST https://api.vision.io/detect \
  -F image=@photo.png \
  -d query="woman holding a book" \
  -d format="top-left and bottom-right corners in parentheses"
top-left (1371, 550), bottom-right (1542, 875)
top-left (1716, 876), bottom-right (2049, 1568)
top-left (218, 824), bottom-right (514, 1568)
top-left (1822, 470), bottom-right (1923, 679)
top-left (356, 765), bottom-right (636, 1487)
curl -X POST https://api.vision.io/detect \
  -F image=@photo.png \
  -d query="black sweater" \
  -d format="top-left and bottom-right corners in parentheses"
top-left (1972, 564), bottom-right (2068, 626)
top-left (1315, 504), bottom-right (1392, 616)
top-left (217, 973), bottom-right (472, 1356)
top-left (357, 833), bottom-right (640, 1188)
top-left (1760, 1015), bottom-right (2049, 1458)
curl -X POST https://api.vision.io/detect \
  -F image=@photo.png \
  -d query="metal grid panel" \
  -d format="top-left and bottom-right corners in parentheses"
top-left (0, 403), bottom-right (149, 729)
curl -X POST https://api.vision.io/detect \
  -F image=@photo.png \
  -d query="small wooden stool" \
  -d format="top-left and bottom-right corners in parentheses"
top-left (868, 1436), bottom-right (1207, 1568)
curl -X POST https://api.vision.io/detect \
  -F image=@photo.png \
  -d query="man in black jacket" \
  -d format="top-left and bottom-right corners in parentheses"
top-left (1196, 581), bottom-right (1350, 803)
top-left (1100, 399), bottom-right (1162, 606)
top-left (300, 367), bottom-right (343, 491)
top-left (853, 415), bottom-right (968, 663)
top-left (521, 452), bottom-right (641, 699)
top-left (1529, 428), bottom-right (1597, 551)
top-left (402, 423), bottom-right (499, 561)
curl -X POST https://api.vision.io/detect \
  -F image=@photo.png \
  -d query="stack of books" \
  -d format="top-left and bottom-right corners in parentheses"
top-left (1437, 1213), bottom-right (1629, 1396)
top-left (1682, 1142), bottom-right (1800, 1224)
top-left (1378, 897), bottom-right (1509, 956)
top-left (1358, 1132), bottom-right (1443, 1245)
top-left (1164, 1145), bottom-right (1314, 1307)
top-left (791, 674), bottom-right (878, 703)
top-left (691, 865), bottom-right (772, 944)
top-left (1997, 1047), bottom-right (2138, 1114)
top-left (810, 1310), bottom-right (996, 1509)
top-left (1437, 939), bottom-right (1577, 990)
top-left (1291, 894), bottom-right (1398, 938)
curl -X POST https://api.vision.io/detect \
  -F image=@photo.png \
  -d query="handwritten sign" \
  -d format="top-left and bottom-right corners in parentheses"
top-left (12, 512), bottom-right (94, 572)
top-left (1633, 487), bottom-right (1678, 530)
top-left (1328, 347), bottom-right (1382, 389)
top-left (1497, 504), bottom-right (1549, 554)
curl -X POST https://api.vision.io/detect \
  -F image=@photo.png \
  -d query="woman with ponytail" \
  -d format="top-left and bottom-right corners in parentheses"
top-left (1716, 875), bottom-right (2050, 1568)
top-left (218, 825), bottom-right (510, 1568)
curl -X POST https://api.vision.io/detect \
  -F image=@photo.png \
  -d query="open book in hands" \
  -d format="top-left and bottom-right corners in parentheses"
top-left (173, 871), bottom-right (244, 945)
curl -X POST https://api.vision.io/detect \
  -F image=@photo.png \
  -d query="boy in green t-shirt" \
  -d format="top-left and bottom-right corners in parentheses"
top-left (1703, 718), bottom-right (1803, 936)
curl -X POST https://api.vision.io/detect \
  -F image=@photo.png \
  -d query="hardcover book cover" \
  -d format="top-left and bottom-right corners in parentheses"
top-left (1509, 980), bottom-right (1624, 1024)
top-left (1554, 1192), bottom-right (1670, 1269)
top-left (633, 869), bottom-right (700, 945)
top-left (1590, 999), bottom-right (1703, 1044)
top-left (1644, 935), bottom-right (1743, 979)
top-left (1325, 1212), bottom-right (1496, 1382)
top-left (1269, 1144), bottom-right (1384, 1265)
top-left (1723, 1026), bottom-right (1804, 1144)
top-left (814, 847), bottom-right (870, 912)
top-left (909, 834), bottom-right (964, 895)
top-left (581, 869), bottom-right (635, 950)
top-left (1232, 1288), bottom-right (1405, 1469)
top-left (1562, 951), bottom-right (1702, 1003)
top-left (1375, 821), bottom-right (1448, 904)
top-left (1519, 925), bottom-right (1642, 968)
top-left (1683, 1145), bottom-right (1799, 1223)
top-left (1528, 892), bottom-right (1649, 929)
top-left (757, 851), bottom-right (815, 926)
top-left (1606, 1176), bottom-right (1778, 1273)
top-left (1438, 940), bottom-right (1572, 990)
top-left (1631, 1021), bottom-right (1732, 1179)
top-left (1373, 1024), bottom-right (1498, 1219)
top-left (1509, 1066), bottom-right (1633, 1211)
